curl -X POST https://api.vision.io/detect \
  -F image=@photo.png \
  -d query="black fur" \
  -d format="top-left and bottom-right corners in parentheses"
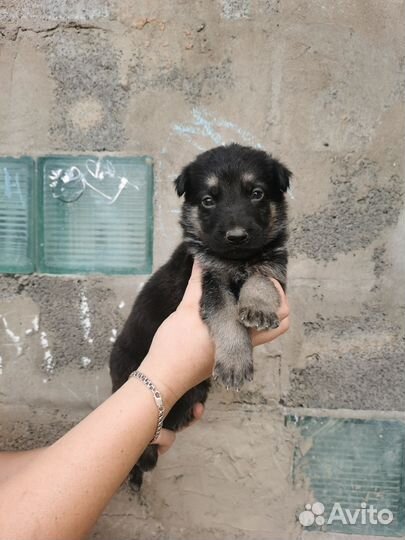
top-left (110, 143), bottom-right (291, 489)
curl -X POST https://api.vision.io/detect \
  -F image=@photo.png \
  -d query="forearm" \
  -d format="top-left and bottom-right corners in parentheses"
top-left (0, 265), bottom-right (288, 540)
top-left (0, 360), bottom-right (176, 540)
top-left (0, 449), bottom-right (44, 484)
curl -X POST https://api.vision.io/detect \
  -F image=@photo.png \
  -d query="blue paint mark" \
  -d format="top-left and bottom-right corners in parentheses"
top-left (172, 108), bottom-right (263, 151)
top-left (172, 124), bottom-right (200, 136)
top-left (191, 108), bottom-right (224, 145)
top-left (215, 117), bottom-right (263, 149)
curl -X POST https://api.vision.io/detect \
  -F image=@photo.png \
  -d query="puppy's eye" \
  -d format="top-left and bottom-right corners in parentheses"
top-left (251, 188), bottom-right (264, 201)
top-left (201, 196), bottom-right (215, 208)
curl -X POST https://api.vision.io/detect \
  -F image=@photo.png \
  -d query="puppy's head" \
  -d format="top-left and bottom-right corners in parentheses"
top-left (175, 143), bottom-right (291, 260)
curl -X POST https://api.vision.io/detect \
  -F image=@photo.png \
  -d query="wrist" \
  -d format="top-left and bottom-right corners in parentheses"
top-left (128, 371), bottom-right (165, 442)
top-left (137, 354), bottom-right (181, 412)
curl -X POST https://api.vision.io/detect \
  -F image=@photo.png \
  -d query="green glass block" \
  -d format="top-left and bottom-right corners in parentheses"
top-left (0, 157), bottom-right (35, 273)
top-left (288, 415), bottom-right (405, 536)
top-left (37, 156), bottom-right (153, 275)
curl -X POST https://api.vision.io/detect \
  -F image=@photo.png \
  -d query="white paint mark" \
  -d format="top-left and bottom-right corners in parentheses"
top-left (79, 290), bottom-right (93, 345)
top-left (2, 317), bottom-right (20, 344)
top-left (0, 355), bottom-right (3, 375)
top-left (86, 158), bottom-right (114, 180)
top-left (40, 331), bottom-right (54, 373)
top-left (40, 332), bottom-right (48, 348)
top-left (118, 301), bottom-right (125, 309)
top-left (44, 350), bottom-right (53, 371)
top-left (1, 316), bottom-right (22, 355)
top-left (32, 315), bottom-right (39, 332)
top-left (40, 332), bottom-right (49, 350)
top-left (81, 356), bottom-right (92, 367)
top-left (109, 328), bottom-right (118, 343)
top-left (106, 177), bottom-right (130, 205)
top-left (25, 315), bottom-right (39, 335)
top-left (49, 158), bottom-right (139, 205)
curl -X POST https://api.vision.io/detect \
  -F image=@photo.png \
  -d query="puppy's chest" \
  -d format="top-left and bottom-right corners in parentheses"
top-left (208, 260), bottom-right (284, 300)
top-left (216, 267), bottom-right (249, 300)
top-left (228, 275), bottom-right (246, 300)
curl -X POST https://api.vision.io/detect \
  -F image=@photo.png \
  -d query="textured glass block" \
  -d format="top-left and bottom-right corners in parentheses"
top-left (289, 415), bottom-right (405, 536)
top-left (0, 157), bottom-right (35, 273)
top-left (37, 156), bottom-right (153, 275)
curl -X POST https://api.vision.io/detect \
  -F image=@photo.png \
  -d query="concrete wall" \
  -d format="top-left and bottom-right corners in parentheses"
top-left (0, 1), bottom-right (404, 538)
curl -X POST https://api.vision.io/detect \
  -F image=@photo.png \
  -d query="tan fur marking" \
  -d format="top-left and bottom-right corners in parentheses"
top-left (242, 172), bottom-right (255, 183)
top-left (206, 175), bottom-right (219, 188)
top-left (268, 202), bottom-right (284, 241)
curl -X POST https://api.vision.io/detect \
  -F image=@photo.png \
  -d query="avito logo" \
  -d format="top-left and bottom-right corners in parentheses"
top-left (299, 501), bottom-right (394, 528)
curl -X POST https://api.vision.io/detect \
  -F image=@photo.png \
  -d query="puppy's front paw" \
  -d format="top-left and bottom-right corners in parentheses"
top-left (213, 347), bottom-right (253, 389)
top-left (238, 306), bottom-right (280, 331)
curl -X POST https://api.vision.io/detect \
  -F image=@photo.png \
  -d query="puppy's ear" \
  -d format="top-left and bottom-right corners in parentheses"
top-left (271, 158), bottom-right (292, 193)
top-left (174, 166), bottom-right (190, 197)
top-left (174, 173), bottom-right (186, 197)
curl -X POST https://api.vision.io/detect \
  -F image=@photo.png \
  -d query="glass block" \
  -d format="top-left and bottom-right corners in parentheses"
top-left (0, 157), bottom-right (35, 273)
top-left (288, 415), bottom-right (405, 536)
top-left (37, 156), bottom-right (153, 275)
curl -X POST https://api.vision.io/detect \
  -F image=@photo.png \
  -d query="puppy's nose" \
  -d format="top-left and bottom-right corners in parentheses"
top-left (225, 228), bottom-right (249, 244)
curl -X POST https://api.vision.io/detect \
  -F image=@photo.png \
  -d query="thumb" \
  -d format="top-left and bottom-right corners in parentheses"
top-left (179, 261), bottom-right (203, 309)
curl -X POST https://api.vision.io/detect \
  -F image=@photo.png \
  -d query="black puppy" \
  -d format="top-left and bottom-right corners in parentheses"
top-left (110, 143), bottom-right (291, 489)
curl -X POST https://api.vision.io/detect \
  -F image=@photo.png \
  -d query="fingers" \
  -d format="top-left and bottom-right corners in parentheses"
top-left (157, 403), bottom-right (205, 455)
top-left (250, 278), bottom-right (290, 345)
top-left (180, 270), bottom-right (288, 319)
top-left (193, 402), bottom-right (205, 421)
top-left (179, 269), bottom-right (290, 349)
top-left (178, 261), bottom-right (203, 309)
top-left (270, 278), bottom-right (289, 321)
top-left (179, 403), bottom-right (205, 431)
top-left (156, 429), bottom-right (176, 455)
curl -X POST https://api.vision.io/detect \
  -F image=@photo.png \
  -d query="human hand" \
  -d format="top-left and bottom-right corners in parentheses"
top-left (250, 278), bottom-right (290, 346)
top-left (140, 263), bottom-right (290, 409)
top-left (155, 403), bottom-right (205, 455)
top-left (139, 262), bottom-right (214, 408)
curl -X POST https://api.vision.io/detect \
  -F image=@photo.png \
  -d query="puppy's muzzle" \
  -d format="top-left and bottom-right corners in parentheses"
top-left (225, 228), bottom-right (249, 245)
